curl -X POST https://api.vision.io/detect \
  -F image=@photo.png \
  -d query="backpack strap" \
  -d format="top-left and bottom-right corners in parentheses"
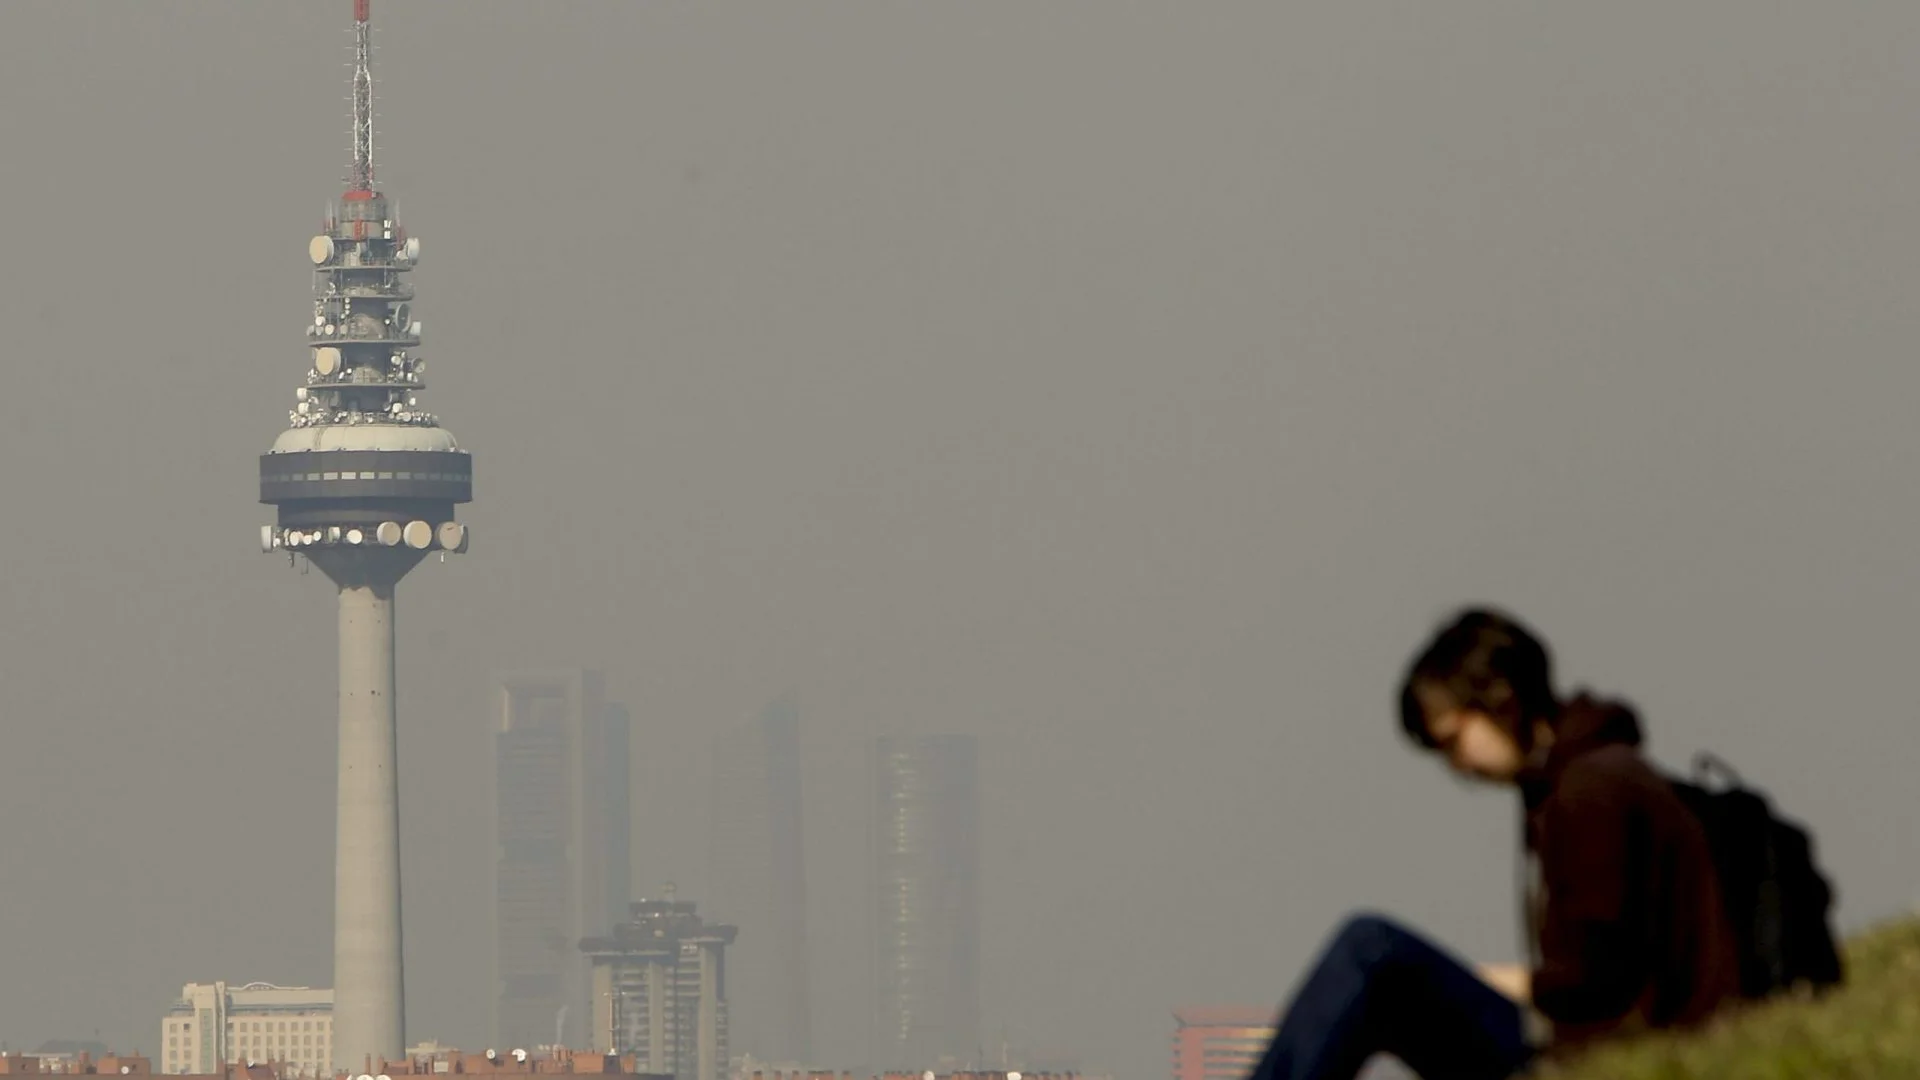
top-left (1517, 798), bottom-right (1543, 973)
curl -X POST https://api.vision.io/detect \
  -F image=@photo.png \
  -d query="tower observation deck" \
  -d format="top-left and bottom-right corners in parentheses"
top-left (257, 1), bottom-right (470, 1071)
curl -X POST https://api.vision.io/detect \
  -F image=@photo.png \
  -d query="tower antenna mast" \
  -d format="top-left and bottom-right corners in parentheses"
top-left (350, 0), bottom-right (376, 193)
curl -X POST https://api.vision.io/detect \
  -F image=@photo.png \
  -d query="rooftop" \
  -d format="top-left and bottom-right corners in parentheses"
top-left (1171, 1006), bottom-right (1277, 1030)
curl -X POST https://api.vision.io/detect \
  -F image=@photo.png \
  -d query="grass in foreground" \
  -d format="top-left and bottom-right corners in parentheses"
top-left (1535, 916), bottom-right (1920, 1079)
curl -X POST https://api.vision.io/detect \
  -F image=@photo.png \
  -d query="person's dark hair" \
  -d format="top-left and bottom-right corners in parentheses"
top-left (1398, 607), bottom-right (1558, 750)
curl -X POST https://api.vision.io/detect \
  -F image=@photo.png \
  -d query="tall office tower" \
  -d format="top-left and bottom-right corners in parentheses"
top-left (256, 2), bottom-right (472, 1070)
top-left (493, 670), bottom-right (634, 1050)
top-left (871, 734), bottom-right (981, 1068)
top-left (707, 698), bottom-right (811, 1062)
top-left (581, 891), bottom-right (737, 1080)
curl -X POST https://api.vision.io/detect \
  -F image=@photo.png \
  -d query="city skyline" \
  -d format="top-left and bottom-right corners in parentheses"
top-left (6, 6), bottom-right (1920, 1080)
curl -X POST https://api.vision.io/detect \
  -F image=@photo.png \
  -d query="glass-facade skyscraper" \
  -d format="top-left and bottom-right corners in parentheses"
top-left (872, 733), bottom-right (980, 1068)
top-left (492, 669), bottom-right (632, 1050)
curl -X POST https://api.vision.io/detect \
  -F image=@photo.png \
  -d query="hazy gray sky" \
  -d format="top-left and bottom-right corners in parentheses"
top-left (1, 2), bottom-right (1917, 1075)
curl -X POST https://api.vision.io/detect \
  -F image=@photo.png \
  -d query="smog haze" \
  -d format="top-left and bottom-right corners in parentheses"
top-left (1, 3), bottom-right (1917, 1077)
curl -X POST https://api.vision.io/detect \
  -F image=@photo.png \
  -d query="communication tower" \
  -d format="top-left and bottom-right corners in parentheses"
top-left (257, 1), bottom-right (472, 1069)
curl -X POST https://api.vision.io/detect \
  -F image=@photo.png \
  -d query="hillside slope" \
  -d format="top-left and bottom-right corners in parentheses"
top-left (1538, 916), bottom-right (1920, 1079)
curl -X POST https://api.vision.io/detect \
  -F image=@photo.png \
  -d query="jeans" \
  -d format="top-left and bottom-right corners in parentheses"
top-left (1247, 913), bottom-right (1535, 1080)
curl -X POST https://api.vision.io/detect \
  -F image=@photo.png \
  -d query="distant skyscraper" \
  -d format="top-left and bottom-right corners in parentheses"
top-left (492, 670), bottom-right (633, 1051)
top-left (582, 889), bottom-right (737, 1080)
top-left (707, 698), bottom-right (811, 1063)
top-left (871, 734), bottom-right (981, 1068)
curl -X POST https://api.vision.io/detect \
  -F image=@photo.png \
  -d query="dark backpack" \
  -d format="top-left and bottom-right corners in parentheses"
top-left (1668, 751), bottom-right (1844, 1000)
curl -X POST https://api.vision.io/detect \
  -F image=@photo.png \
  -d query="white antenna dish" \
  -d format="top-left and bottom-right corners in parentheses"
top-left (394, 303), bottom-right (411, 328)
top-left (309, 235), bottom-right (335, 265)
top-left (315, 346), bottom-right (342, 376)
top-left (356, 1073), bottom-right (374, 1080)
top-left (259, 526), bottom-right (275, 553)
top-left (376, 521), bottom-right (403, 547)
top-left (512, 1049), bottom-right (528, 1064)
top-left (346, 528), bottom-right (365, 545)
top-left (407, 321), bottom-right (422, 338)
top-left (437, 521), bottom-right (467, 552)
top-left (403, 236), bottom-right (421, 261)
top-left (403, 520), bottom-right (433, 549)
top-left (377, 1074), bottom-right (393, 1080)
top-left (485, 1051), bottom-right (497, 1062)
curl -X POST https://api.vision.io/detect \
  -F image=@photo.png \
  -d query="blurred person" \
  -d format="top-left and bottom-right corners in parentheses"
top-left (1246, 608), bottom-right (1739, 1080)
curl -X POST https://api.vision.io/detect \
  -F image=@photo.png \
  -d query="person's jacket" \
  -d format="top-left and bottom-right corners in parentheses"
top-left (1519, 692), bottom-right (1740, 1052)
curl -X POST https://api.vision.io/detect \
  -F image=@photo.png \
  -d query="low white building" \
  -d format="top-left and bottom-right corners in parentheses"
top-left (161, 982), bottom-right (333, 1077)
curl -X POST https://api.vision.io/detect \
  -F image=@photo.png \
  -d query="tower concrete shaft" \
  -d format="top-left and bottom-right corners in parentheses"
top-left (318, 550), bottom-right (422, 1072)
top-left (258, 1), bottom-right (471, 1072)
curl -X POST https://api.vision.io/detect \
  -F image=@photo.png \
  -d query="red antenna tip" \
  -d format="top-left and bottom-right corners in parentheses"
top-left (355, 0), bottom-right (370, 24)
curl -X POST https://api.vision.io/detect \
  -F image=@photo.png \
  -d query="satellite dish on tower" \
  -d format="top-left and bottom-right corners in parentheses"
top-left (315, 347), bottom-right (342, 376)
top-left (310, 235), bottom-right (336, 265)
top-left (512, 1049), bottom-right (528, 1064)
top-left (393, 303), bottom-right (411, 329)
top-left (403, 236), bottom-right (421, 262)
